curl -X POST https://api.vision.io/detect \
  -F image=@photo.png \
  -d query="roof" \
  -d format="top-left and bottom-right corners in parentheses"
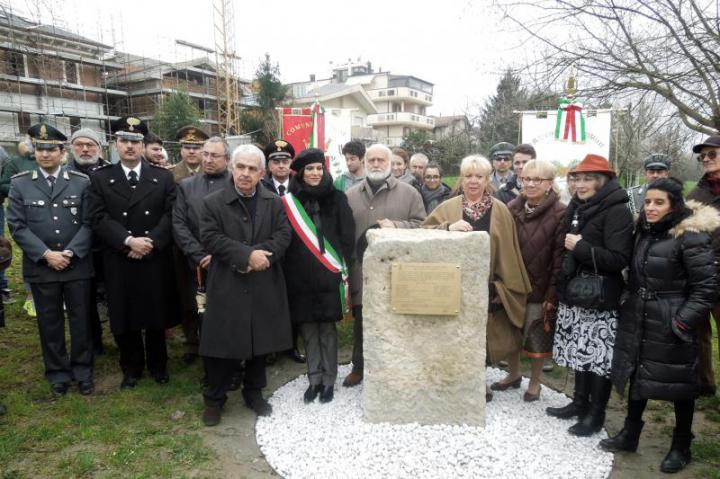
top-left (292, 83), bottom-right (378, 114)
top-left (0, 11), bottom-right (112, 50)
top-left (432, 115), bottom-right (469, 128)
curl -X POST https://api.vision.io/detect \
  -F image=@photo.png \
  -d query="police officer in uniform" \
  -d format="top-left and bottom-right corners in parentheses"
top-left (7, 123), bottom-right (95, 396)
top-left (489, 142), bottom-right (521, 204)
top-left (172, 126), bottom-right (209, 183)
top-left (87, 117), bottom-right (178, 389)
top-left (627, 153), bottom-right (672, 216)
top-left (260, 139), bottom-right (294, 196)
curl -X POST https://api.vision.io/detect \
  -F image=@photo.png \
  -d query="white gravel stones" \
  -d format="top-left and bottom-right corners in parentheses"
top-left (256, 365), bottom-right (614, 479)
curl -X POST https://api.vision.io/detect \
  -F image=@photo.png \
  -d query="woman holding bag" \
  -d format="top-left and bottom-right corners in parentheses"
top-left (283, 148), bottom-right (355, 404)
top-left (423, 154), bottom-right (531, 402)
top-left (547, 154), bottom-right (634, 436)
top-left (498, 160), bottom-right (565, 401)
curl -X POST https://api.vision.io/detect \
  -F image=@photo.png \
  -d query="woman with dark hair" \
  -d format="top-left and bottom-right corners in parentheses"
top-left (283, 149), bottom-right (355, 404)
top-left (601, 178), bottom-right (718, 474)
top-left (547, 154), bottom-right (634, 437)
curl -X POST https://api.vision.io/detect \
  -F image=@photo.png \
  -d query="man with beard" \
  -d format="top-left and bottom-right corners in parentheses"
top-left (144, 132), bottom-right (166, 167)
top-left (87, 116), bottom-right (178, 389)
top-left (342, 144), bottom-right (426, 387)
top-left (172, 126), bottom-right (209, 182)
top-left (66, 128), bottom-right (109, 355)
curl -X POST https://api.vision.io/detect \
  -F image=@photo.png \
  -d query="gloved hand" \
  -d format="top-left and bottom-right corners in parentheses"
top-left (671, 319), bottom-right (693, 343)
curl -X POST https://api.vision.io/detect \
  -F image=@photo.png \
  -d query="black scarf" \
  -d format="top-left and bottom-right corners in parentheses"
top-left (288, 172), bottom-right (335, 253)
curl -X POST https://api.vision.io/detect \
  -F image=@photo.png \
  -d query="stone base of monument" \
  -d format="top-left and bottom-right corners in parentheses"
top-left (256, 365), bottom-right (613, 479)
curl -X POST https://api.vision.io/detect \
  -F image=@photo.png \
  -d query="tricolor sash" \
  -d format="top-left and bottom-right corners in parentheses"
top-left (282, 193), bottom-right (350, 312)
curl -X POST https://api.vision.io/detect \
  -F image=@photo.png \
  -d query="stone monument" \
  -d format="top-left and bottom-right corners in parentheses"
top-left (362, 228), bottom-right (490, 426)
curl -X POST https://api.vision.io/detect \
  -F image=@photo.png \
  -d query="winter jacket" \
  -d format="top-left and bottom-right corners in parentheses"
top-left (284, 183), bottom-right (355, 323)
top-left (687, 175), bottom-right (720, 263)
top-left (611, 202), bottom-right (720, 401)
top-left (557, 178), bottom-right (634, 309)
top-left (508, 190), bottom-right (566, 304)
top-left (420, 183), bottom-right (451, 213)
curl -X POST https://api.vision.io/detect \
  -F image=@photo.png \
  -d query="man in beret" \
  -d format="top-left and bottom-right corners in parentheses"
top-left (87, 116), bottom-right (179, 389)
top-left (687, 134), bottom-right (720, 396)
top-left (627, 153), bottom-right (672, 216)
top-left (66, 128), bottom-right (110, 355)
top-left (172, 126), bottom-right (209, 183)
top-left (7, 123), bottom-right (95, 396)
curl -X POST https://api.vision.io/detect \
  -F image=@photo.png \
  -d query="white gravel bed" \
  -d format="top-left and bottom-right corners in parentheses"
top-left (256, 365), bottom-right (613, 479)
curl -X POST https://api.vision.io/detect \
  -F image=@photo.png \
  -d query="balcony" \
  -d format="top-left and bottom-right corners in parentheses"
top-left (368, 87), bottom-right (433, 105)
top-left (367, 112), bottom-right (435, 129)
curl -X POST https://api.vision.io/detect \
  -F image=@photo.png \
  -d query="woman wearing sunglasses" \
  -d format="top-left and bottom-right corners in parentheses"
top-left (686, 134), bottom-right (720, 398)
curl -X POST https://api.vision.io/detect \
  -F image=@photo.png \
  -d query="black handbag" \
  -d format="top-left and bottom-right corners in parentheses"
top-left (565, 248), bottom-right (607, 309)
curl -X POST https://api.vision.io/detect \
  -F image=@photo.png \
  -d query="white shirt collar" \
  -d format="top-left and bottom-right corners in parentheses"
top-left (39, 166), bottom-right (61, 179)
top-left (120, 162), bottom-right (142, 179)
top-left (272, 177), bottom-right (289, 190)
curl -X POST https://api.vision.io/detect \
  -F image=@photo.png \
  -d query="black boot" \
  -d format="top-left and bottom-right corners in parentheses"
top-left (546, 370), bottom-right (590, 419)
top-left (599, 417), bottom-right (644, 452)
top-left (660, 429), bottom-right (693, 473)
top-left (569, 373), bottom-right (612, 436)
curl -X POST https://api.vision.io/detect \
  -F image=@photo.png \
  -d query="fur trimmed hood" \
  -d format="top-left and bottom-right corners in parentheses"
top-left (671, 200), bottom-right (720, 237)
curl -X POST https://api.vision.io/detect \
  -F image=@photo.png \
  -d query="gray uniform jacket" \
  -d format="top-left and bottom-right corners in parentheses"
top-left (173, 170), bottom-right (229, 268)
top-left (7, 169), bottom-right (93, 282)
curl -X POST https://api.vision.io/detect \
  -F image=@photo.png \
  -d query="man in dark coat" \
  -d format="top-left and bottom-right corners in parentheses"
top-left (66, 128), bottom-right (109, 355)
top-left (7, 123), bottom-right (95, 396)
top-left (687, 134), bottom-right (720, 396)
top-left (87, 116), bottom-right (178, 389)
top-left (172, 136), bottom-right (232, 371)
top-left (198, 144), bottom-right (292, 426)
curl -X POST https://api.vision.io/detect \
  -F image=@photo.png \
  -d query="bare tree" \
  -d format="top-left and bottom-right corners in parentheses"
top-left (498, 0), bottom-right (720, 135)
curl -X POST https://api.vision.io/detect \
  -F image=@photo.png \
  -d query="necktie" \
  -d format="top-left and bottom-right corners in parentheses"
top-left (278, 184), bottom-right (285, 196)
top-left (128, 170), bottom-right (138, 187)
top-left (47, 175), bottom-right (55, 191)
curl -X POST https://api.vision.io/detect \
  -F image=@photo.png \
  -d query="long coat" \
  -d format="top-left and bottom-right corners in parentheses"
top-left (283, 187), bottom-right (355, 323)
top-left (507, 191), bottom-right (566, 304)
top-left (199, 179), bottom-right (293, 360)
top-left (611, 202), bottom-right (720, 401)
top-left (687, 175), bottom-right (720, 263)
top-left (7, 169), bottom-right (93, 282)
top-left (423, 195), bottom-right (532, 330)
top-left (345, 176), bottom-right (426, 305)
top-left (87, 160), bottom-right (179, 334)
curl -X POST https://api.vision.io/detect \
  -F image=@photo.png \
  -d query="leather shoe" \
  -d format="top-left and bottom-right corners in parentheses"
top-left (490, 376), bottom-right (522, 391)
top-left (153, 373), bottom-right (169, 385)
top-left (202, 406), bottom-right (222, 427)
top-left (243, 392), bottom-right (272, 417)
top-left (303, 384), bottom-right (322, 403)
top-left (319, 385), bottom-right (334, 403)
top-left (286, 348), bottom-right (306, 364)
top-left (182, 353), bottom-right (198, 365)
top-left (342, 372), bottom-right (363, 388)
top-left (120, 375), bottom-right (139, 389)
top-left (51, 382), bottom-right (68, 397)
top-left (78, 381), bottom-right (95, 396)
top-left (523, 390), bottom-right (540, 402)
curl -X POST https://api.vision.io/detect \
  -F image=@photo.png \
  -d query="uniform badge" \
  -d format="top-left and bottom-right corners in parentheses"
top-left (37, 200), bottom-right (44, 206)
top-left (70, 207), bottom-right (78, 215)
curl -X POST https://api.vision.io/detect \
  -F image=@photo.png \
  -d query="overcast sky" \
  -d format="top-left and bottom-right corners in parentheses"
top-left (10, 0), bottom-right (538, 116)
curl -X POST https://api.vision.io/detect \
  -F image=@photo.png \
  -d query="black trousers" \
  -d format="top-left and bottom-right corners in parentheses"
top-left (113, 329), bottom-right (167, 377)
top-left (627, 398), bottom-right (695, 434)
top-left (203, 355), bottom-right (266, 407)
top-left (30, 279), bottom-right (93, 384)
top-left (89, 252), bottom-right (104, 350)
top-left (350, 305), bottom-right (363, 374)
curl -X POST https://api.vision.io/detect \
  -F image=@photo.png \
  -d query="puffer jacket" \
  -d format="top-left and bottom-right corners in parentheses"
top-left (508, 190), bottom-right (566, 304)
top-left (557, 178), bottom-right (634, 309)
top-left (611, 201), bottom-right (720, 401)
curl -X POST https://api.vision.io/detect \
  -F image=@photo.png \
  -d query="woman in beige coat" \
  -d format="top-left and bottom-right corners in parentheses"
top-left (423, 155), bottom-right (531, 401)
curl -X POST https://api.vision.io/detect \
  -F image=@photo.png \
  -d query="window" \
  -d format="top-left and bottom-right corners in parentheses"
top-left (387, 89), bottom-right (396, 96)
top-left (64, 61), bottom-right (78, 83)
top-left (8, 52), bottom-right (25, 76)
top-left (69, 117), bottom-right (81, 131)
top-left (392, 103), bottom-right (401, 113)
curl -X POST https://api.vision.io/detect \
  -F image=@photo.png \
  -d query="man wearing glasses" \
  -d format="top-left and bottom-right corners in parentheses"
top-left (489, 142), bottom-right (516, 190)
top-left (688, 134), bottom-right (720, 397)
top-left (627, 154), bottom-right (671, 217)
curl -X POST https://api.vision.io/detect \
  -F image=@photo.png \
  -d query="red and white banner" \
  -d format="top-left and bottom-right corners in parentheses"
top-left (277, 104), bottom-right (325, 157)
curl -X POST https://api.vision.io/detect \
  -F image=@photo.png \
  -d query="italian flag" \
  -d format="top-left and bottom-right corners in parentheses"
top-left (555, 97), bottom-right (586, 143)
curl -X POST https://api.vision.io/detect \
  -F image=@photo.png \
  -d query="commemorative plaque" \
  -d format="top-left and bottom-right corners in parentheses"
top-left (390, 262), bottom-right (461, 315)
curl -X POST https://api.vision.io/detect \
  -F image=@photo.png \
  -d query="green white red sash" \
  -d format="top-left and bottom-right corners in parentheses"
top-left (282, 193), bottom-right (350, 312)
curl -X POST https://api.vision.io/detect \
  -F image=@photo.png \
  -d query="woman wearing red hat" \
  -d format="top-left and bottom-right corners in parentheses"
top-left (546, 154), bottom-right (634, 437)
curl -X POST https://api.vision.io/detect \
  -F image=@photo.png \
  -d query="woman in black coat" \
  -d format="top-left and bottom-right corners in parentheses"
top-left (547, 154), bottom-right (634, 437)
top-left (283, 149), bottom-right (355, 404)
top-left (600, 179), bottom-right (719, 474)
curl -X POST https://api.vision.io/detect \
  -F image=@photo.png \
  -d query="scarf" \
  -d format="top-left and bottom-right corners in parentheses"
top-left (289, 172), bottom-right (335, 253)
top-left (462, 192), bottom-right (493, 222)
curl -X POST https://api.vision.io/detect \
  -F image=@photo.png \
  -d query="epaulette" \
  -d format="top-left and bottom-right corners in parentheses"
top-left (10, 170), bottom-right (31, 179)
top-left (149, 162), bottom-right (169, 169)
top-left (68, 170), bottom-right (89, 179)
top-left (166, 164), bottom-right (176, 170)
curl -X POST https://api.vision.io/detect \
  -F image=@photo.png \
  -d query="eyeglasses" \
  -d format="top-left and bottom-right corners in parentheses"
top-left (202, 152), bottom-right (226, 160)
top-left (520, 177), bottom-right (551, 185)
top-left (424, 175), bottom-right (441, 180)
top-left (698, 150), bottom-right (719, 162)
